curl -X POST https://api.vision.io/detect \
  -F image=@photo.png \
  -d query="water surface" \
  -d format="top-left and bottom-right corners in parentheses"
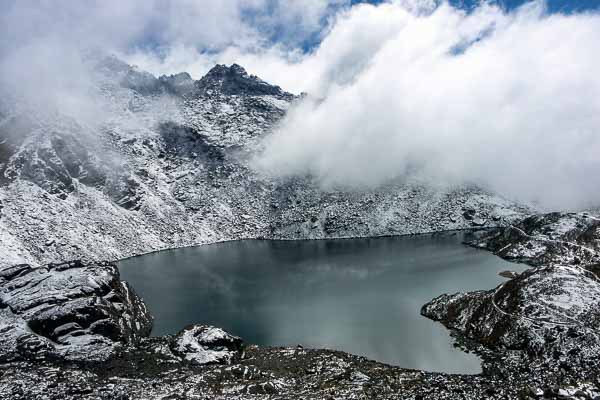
top-left (118, 233), bottom-right (522, 374)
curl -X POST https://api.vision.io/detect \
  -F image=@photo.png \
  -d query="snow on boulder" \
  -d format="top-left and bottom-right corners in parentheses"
top-left (172, 325), bottom-right (243, 365)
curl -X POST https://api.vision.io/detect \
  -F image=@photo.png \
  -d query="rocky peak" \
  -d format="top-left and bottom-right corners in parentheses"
top-left (122, 67), bottom-right (162, 95)
top-left (195, 63), bottom-right (286, 97)
top-left (203, 63), bottom-right (248, 81)
top-left (87, 54), bottom-right (291, 99)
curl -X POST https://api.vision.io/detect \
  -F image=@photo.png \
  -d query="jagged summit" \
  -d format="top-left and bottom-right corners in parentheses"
top-left (195, 63), bottom-right (287, 97)
top-left (84, 53), bottom-right (292, 98)
top-left (204, 63), bottom-right (247, 77)
top-left (94, 54), bottom-right (292, 99)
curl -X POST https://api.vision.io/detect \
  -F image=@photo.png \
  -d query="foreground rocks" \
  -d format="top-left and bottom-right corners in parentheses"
top-left (0, 261), bottom-right (152, 363)
top-left (1, 212), bottom-right (600, 399)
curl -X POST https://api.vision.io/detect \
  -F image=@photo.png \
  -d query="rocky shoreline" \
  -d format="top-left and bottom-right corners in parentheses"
top-left (1, 212), bottom-right (599, 399)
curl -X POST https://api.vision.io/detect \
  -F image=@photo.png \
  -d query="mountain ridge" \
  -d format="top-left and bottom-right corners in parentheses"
top-left (0, 54), bottom-right (530, 268)
top-left (108, 56), bottom-right (294, 100)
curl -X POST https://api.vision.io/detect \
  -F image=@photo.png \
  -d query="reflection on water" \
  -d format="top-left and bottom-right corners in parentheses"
top-left (118, 233), bottom-right (522, 374)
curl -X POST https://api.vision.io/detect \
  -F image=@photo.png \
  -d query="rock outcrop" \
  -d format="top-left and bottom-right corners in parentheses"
top-left (471, 212), bottom-right (600, 266)
top-left (422, 212), bottom-right (600, 397)
top-left (0, 260), bottom-right (152, 363)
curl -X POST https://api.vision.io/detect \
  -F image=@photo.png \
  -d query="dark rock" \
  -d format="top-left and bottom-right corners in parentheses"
top-left (463, 208), bottom-right (476, 220)
top-left (0, 113), bottom-right (37, 186)
top-left (11, 131), bottom-right (107, 198)
top-left (104, 174), bottom-right (143, 210)
top-left (120, 68), bottom-right (163, 96)
top-left (158, 72), bottom-right (195, 96)
top-left (499, 270), bottom-right (520, 279)
top-left (158, 122), bottom-right (224, 164)
top-left (195, 64), bottom-right (289, 98)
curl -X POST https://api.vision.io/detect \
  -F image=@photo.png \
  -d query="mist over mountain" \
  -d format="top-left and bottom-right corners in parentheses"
top-left (0, 52), bottom-right (528, 267)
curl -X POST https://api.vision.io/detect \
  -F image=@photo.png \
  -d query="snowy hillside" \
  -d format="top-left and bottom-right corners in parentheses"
top-left (0, 56), bottom-right (531, 267)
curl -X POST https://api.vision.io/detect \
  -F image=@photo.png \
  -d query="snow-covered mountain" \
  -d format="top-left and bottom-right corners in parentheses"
top-left (0, 55), bottom-right (530, 267)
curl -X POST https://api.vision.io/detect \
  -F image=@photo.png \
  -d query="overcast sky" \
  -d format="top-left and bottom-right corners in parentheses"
top-left (1, 0), bottom-right (600, 210)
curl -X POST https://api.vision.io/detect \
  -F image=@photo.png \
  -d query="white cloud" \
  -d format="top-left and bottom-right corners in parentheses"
top-left (128, 2), bottom-right (418, 94)
top-left (254, 1), bottom-right (600, 210)
top-left (0, 0), bottom-right (347, 58)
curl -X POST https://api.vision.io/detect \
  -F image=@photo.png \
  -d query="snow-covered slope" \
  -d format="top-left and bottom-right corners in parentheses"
top-left (0, 56), bottom-right (531, 267)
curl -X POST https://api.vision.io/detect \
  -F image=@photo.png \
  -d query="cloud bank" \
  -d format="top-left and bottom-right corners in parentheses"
top-left (254, 1), bottom-right (600, 210)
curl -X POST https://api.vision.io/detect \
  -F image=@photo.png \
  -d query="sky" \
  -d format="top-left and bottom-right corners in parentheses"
top-left (2, 1), bottom-right (598, 81)
top-left (1, 0), bottom-right (600, 210)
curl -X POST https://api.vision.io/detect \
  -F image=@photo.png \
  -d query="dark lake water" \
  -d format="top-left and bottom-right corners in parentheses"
top-left (118, 233), bottom-right (522, 374)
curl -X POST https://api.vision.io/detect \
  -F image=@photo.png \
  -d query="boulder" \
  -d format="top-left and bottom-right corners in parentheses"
top-left (0, 260), bottom-right (152, 362)
top-left (172, 325), bottom-right (243, 365)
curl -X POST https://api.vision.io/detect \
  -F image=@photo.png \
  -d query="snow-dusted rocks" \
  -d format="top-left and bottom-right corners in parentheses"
top-left (172, 325), bottom-right (243, 365)
top-left (423, 263), bottom-right (600, 356)
top-left (0, 260), bottom-right (152, 362)
top-left (422, 212), bottom-right (600, 393)
top-left (471, 212), bottom-right (600, 266)
top-left (0, 220), bottom-right (598, 398)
